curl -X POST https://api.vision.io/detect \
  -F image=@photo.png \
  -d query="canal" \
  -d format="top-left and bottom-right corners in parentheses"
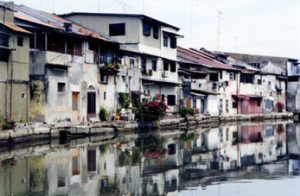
top-left (0, 121), bottom-right (300, 196)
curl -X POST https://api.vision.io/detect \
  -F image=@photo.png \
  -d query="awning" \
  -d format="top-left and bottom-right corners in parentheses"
top-left (191, 89), bottom-right (219, 95)
top-left (232, 94), bottom-right (263, 101)
top-left (162, 28), bottom-right (184, 37)
top-left (142, 78), bottom-right (179, 86)
top-left (191, 92), bottom-right (205, 98)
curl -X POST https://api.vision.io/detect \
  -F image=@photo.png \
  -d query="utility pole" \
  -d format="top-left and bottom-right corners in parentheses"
top-left (216, 10), bottom-right (222, 52)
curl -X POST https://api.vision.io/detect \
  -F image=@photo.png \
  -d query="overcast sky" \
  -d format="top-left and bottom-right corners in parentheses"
top-left (6, 0), bottom-right (300, 59)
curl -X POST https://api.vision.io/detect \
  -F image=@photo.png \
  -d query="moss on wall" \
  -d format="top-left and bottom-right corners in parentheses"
top-left (29, 80), bottom-right (46, 122)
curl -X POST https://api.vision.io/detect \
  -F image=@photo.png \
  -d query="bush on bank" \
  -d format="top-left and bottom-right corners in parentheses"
top-left (135, 94), bottom-right (168, 122)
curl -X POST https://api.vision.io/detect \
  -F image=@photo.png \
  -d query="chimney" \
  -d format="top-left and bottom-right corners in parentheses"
top-left (0, 1), bottom-right (14, 23)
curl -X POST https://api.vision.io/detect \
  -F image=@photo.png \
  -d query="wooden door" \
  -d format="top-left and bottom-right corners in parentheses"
top-left (186, 98), bottom-right (191, 108)
top-left (72, 92), bottom-right (79, 123)
top-left (87, 92), bottom-right (96, 119)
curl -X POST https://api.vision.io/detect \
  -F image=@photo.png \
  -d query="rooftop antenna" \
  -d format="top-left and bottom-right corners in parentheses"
top-left (142, 0), bottom-right (145, 14)
top-left (216, 10), bottom-right (222, 51)
top-left (189, 0), bottom-right (194, 48)
top-left (113, 0), bottom-right (132, 14)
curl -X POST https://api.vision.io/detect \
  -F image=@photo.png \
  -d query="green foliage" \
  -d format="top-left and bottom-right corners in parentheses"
top-left (99, 108), bottom-right (109, 121)
top-left (178, 107), bottom-right (195, 117)
top-left (179, 133), bottom-right (195, 142)
top-left (100, 144), bottom-right (109, 154)
top-left (118, 149), bottom-right (131, 167)
top-left (118, 93), bottom-right (130, 109)
top-left (0, 114), bottom-right (16, 130)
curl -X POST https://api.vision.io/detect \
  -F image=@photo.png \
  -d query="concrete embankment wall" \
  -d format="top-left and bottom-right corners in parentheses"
top-left (0, 113), bottom-right (294, 147)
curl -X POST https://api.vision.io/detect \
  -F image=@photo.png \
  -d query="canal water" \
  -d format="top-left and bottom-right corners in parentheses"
top-left (0, 121), bottom-right (300, 196)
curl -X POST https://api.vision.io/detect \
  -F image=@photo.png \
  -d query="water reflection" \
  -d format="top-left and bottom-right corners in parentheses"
top-left (0, 122), bottom-right (300, 196)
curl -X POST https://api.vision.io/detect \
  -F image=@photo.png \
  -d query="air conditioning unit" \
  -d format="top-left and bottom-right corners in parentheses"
top-left (162, 71), bottom-right (169, 78)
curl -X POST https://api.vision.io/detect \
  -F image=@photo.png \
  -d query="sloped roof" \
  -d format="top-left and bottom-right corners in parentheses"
top-left (177, 47), bottom-right (238, 71)
top-left (61, 12), bottom-right (180, 31)
top-left (14, 5), bottom-right (115, 43)
top-left (0, 21), bottom-right (31, 34)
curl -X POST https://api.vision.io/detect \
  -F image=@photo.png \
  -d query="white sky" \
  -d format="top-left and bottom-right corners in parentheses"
top-left (5, 0), bottom-right (300, 59)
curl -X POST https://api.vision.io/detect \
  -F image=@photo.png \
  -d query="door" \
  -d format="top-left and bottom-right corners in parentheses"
top-left (186, 98), bottom-right (191, 108)
top-left (87, 91), bottom-right (96, 119)
top-left (72, 92), bottom-right (80, 123)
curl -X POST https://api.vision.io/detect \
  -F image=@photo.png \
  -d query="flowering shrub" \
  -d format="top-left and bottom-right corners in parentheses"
top-left (135, 94), bottom-right (168, 122)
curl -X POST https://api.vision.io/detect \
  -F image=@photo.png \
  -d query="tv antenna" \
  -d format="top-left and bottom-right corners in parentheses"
top-left (216, 10), bottom-right (222, 51)
top-left (113, 0), bottom-right (132, 13)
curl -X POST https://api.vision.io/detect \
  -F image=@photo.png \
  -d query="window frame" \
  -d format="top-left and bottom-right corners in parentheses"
top-left (109, 23), bottom-right (126, 36)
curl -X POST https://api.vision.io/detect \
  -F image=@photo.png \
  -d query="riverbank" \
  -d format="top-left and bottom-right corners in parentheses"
top-left (0, 112), bottom-right (294, 147)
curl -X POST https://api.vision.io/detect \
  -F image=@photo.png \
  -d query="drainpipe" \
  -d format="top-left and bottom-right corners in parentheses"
top-left (9, 51), bottom-right (13, 119)
top-left (236, 71), bottom-right (240, 114)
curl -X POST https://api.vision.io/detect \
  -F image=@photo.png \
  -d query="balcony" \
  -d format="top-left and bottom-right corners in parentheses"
top-left (45, 51), bottom-right (74, 66)
top-left (190, 80), bottom-right (219, 93)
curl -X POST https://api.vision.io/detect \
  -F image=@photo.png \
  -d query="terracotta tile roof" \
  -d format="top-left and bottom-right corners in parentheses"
top-left (0, 21), bottom-right (31, 34)
top-left (177, 47), bottom-right (238, 71)
top-left (14, 5), bottom-right (114, 43)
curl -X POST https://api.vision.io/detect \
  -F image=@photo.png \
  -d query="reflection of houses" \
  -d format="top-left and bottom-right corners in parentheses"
top-left (0, 2), bottom-right (31, 122)
top-left (187, 124), bottom-right (287, 172)
top-left (13, 5), bottom-right (119, 123)
top-left (62, 13), bottom-right (182, 112)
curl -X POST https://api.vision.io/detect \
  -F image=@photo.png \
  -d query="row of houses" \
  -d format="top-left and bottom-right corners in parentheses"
top-left (0, 1), bottom-right (299, 123)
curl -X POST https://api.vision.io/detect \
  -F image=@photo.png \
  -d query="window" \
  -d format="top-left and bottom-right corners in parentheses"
top-left (143, 22), bottom-right (151, 36)
top-left (240, 74), bottom-right (254, 83)
top-left (57, 82), bottom-right (66, 93)
top-left (109, 23), bottom-right (125, 36)
top-left (153, 26), bottom-right (159, 39)
top-left (129, 59), bottom-right (135, 67)
top-left (268, 81), bottom-right (271, 85)
top-left (17, 36), bottom-right (23, 46)
top-left (257, 79), bottom-right (262, 84)
top-left (163, 34), bottom-right (168, 47)
top-left (152, 60), bottom-right (157, 71)
top-left (100, 74), bottom-right (108, 84)
top-left (141, 57), bottom-right (146, 74)
top-left (21, 93), bottom-right (26, 99)
top-left (167, 95), bottom-right (176, 106)
top-left (219, 71), bottom-right (223, 79)
top-left (229, 72), bottom-right (236, 80)
top-left (209, 73), bottom-right (218, 81)
top-left (170, 62), bottom-right (176, 72)
top-left (232, 101), bottom-right (238, 108)
top-left (257, 100), bottom-right (261, 107)
top-left (164, 61), bottom-right (169, 71)
top-left (168, 144), bottom-right (176, 155)
top-left (170, 37), bottom-right (177, 48)
top-left (226, 99), bottom-right (229, 113)
top-left (104, 92), bottom-right (106, 100)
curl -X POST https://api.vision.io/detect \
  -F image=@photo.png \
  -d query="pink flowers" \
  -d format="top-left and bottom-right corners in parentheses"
top-left (141, 94), bottom-right (168, 121)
